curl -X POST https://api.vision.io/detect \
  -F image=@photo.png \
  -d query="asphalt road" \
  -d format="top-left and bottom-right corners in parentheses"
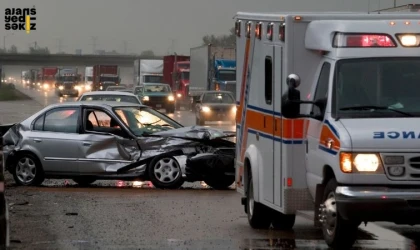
top-left (3, 83), bottom-right (420, 249)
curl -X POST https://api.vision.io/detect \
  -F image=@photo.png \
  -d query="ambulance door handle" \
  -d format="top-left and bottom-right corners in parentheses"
top-left (263, 116), bottom-right (266, 128)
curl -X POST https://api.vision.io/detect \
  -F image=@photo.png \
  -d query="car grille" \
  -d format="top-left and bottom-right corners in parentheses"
top-left (149, 96), bottom-right (167, 103)
top-left (64, 84), bottom-right (73, 90)
top-left (381, 153), bottom-right (420, 180)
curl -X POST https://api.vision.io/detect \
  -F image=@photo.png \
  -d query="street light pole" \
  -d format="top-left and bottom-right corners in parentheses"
top-left (3, 33), bottom-right (14, 51)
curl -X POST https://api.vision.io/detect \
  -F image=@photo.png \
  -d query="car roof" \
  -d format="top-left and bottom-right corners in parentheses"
top-left (80, 91), bottom-right (136, 96)
top-left (203, 91), bottom-right (233, 95)
top-left (45, 101), bottom-right (147, 109)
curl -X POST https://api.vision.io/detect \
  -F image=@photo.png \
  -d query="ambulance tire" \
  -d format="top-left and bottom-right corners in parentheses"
top-left (271, 212), bottom-right (296, 230)
top-left (321, 178), bottom-right (359, 249)
top-left (246, 175), bottom-right (272, 229)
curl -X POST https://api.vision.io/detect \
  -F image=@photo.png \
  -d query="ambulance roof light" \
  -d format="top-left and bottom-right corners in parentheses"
top-left (246, 21), bottom-right (252, 38)
top-left (267, 22), bottom-right (274, 41)
top-left (279, 22), bottom-right (285, 42)
top-left (396, 34), bottom-right (420, 47)
top-left (255, 22), bottom-right (262, 40)
top-left (235, 20), bottom-right (241, 37)
top-left (333, 33), bottom-right (396, 48)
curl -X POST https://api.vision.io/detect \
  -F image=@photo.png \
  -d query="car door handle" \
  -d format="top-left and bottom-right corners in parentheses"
top-left (33, 139), bottom-right (42, 143)
top-left (82, 142), bottom-right (91, 146)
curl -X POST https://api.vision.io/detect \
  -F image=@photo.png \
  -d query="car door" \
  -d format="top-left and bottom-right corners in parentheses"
top-left (30, 107), bottom-right (82, 173)
top-left (77, 107), bottom-right (136, 173)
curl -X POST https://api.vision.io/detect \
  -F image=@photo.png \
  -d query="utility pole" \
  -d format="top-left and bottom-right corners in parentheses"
top-left (123, 40), bottom-right (128, 54)
top-left (394, 0), bottom-right (396, 8)
top-left (56, 38), bottom-right (65, 53)
top-left (90, 36), bottom-right (98, 54)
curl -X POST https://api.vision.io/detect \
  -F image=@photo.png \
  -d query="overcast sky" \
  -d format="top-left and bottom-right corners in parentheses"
top-left (1, 0), bottom-right (417, 55)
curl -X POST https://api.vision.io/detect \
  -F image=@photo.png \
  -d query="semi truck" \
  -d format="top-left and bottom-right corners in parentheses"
top-left (234, 11), bottom-right (420, 249)
top-left (28, 69), bottom-right (39, 89)
top-left (55, 68), bottom-right (80, 97)
top-left (134, 59), bottom-right (163, 86)
top-left (40, 67), bottom-right (58, 90)
top-left (189, 45), bottom-right (236, 108)
top-left (84, 66), bottom-right (93, 91)
top-left (21, 71), bottom-right (29, 85)
top-left (92, 65), bottom-right (120, 91)
top-left (163, 55), bottom-right (190, 110)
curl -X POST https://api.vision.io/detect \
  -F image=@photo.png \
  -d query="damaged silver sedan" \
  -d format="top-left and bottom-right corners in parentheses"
top-left (1, 102), bottom-right (236, 189)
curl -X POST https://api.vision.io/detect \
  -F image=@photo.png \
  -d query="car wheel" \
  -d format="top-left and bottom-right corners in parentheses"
top-left (246, 173), bottom-right (272, 229)
top-left (167, 105), bottom-right (175, 114)
top-left (72, 177), bottom-right (97, 186)
top-left (320, 178), bottom-right (359, 249)
top-left (175, 102), bottom-right (181, 111)
top-left (147, 155), bottom-right (184, 189)
top-left (204, 175), bottom-right (235, 190)
top-left (12, 153), bottom-right (45, 186)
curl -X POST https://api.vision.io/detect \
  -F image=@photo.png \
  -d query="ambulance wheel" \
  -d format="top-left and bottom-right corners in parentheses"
top-left (272, 212), bottom-right (296, 230)
top-left (246, 174), bottom-right (272, 229)
top-left (321, 178), bottom-right (359, 249)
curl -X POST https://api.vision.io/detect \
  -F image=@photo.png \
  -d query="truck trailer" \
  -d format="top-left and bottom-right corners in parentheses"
top-left (92, 65), bottom-right (120, 91)
top-left (189, 45), bottom-right (236, 108)
top-left (40, 67), bottom-right (58, 90)
top-left (134, 59), bottom-right (163, 86)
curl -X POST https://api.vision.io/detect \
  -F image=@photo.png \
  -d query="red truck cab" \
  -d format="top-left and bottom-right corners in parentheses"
top-left (163, 55), bottom-right (190, 111)
top-left (41, 67), bottom-right (58, 90)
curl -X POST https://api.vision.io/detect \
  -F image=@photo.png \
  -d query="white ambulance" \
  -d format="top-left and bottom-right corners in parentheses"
top-left (234, 12), bottom-right (420, 248)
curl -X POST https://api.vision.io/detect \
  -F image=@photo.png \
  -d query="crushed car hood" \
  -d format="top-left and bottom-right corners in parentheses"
top-left (152, 126), bottom-right (234, 140)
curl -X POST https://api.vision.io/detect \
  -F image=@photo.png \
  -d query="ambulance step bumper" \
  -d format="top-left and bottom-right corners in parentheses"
top-left (335, 186), bottom-right (420, 224)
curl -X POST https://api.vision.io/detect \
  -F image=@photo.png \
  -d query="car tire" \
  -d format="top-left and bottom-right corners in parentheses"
top-left (246, 173), bottom-right (272, 229)
top-left (175, 102), bottom-right (181, 111)
top-left (11, 153), bottom-right (45, 186)
top-left (147, 155), bottom-right (184, 189)
top-left (72, 177), bottom-right (97, 186)
top-left (204, 175), bottom-right (235, 190)
top-left (321, 178), bottom-right (359, 249)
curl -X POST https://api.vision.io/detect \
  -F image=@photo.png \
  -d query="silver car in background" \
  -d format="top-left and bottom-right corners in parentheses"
top-left (77, 91), bottom-right (142, 104)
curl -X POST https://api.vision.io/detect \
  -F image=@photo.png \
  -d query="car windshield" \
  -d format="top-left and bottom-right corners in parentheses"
top-left (80, 95), bottom-right (140, 104)
top-left (144, 75), bottom-right (163, 83)
top-left (144, 84), bottom-right (171, 93)
top-left (333, 58), bottom-right (420, 118)
top-left (202, 92), bottom-right (234, 104)
top-left (114, 106), bottom-right (182, 136)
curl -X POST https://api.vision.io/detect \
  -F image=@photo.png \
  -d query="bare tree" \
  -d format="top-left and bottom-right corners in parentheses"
top-left (140, 50), bottom-right (155, 56)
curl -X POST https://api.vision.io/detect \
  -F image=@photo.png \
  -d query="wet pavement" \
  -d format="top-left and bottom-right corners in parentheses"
top-left (2, 84), bottom-right (420, 249)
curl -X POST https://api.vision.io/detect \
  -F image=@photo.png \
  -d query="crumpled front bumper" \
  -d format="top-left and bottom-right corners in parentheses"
top-left (336, 186), bottom-right (420, 224)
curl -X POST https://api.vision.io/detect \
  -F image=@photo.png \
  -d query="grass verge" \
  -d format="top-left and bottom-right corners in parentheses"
top-left (0, 83), bottom-right (31, 101)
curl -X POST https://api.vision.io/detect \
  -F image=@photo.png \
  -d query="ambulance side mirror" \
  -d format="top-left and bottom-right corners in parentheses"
top-left (282, 74), bottom-right (302, 118)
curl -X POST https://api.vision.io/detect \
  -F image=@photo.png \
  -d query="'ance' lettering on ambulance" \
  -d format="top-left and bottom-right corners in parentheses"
top-left (373, 131), bottom-right (420, 139)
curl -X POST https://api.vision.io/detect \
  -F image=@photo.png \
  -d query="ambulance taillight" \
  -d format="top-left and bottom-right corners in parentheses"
top-left (333, 33), bottom-right (396, 47)
top-left (235, 20), bottom-right (241, 37)
top-left (396, 34), bottom-right (420, 47)
top-left (255, 22), bottom-right (262, 39)
top-left (246, 21), bottom-right (252, 38)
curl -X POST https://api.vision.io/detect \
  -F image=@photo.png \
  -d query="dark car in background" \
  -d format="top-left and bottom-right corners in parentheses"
top-left (137, 83), bottom-right (175, 114)
top-left (194, 91), bottom-right (236, 125)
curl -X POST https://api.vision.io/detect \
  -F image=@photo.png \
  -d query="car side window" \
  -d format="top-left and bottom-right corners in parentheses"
top-left (311, 62), bottom-right (331, 119)
top-left (84, 109), bottom-right (127, 137)
top-left (43, 108), bottom-right (79, 133)
top-left (33, 115), bottom-right (44, 131)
